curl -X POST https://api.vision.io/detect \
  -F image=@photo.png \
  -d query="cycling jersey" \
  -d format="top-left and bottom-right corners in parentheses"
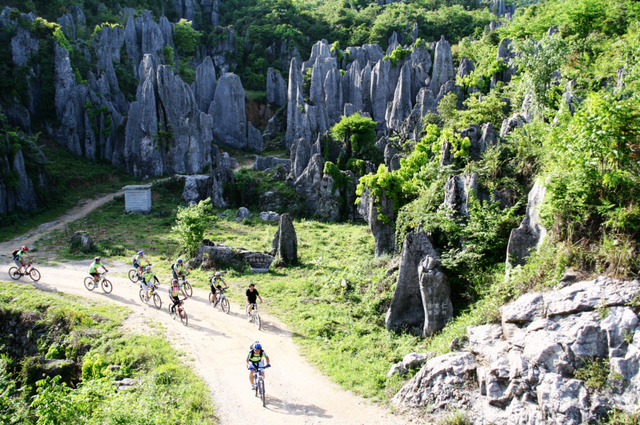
top-left (246, 288), bottom-right (260, 304)
top-left (247, 349), bottom-right (267, 363)
top-left (89, 261), bottom-right (100, 274)
top-left (169, 283), bottom-right (181, 297)
top-left (172, 263), bottom-right (185, 273)
top-left (142, 271), bottom-right (156, 284)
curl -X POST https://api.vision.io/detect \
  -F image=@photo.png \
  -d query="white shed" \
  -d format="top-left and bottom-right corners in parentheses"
top-left (123, 184), bottom-right (152, 213)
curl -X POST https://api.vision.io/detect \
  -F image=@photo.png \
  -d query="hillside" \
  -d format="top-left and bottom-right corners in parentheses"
top-left (0, 0), bottom-right (639, 423)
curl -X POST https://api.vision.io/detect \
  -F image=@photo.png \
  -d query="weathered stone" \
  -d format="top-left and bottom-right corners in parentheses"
top-left (247, 122), bottom-right (264, 153)
top-left (253, 156), bottom-right (291, 172)
top-left (195, 56), bottom-right (217, 112)
top-left (386, 228), bottom-right (440, 335)
top-left (271, 213), bottom-right (298, 266)
top-left (266, 67), bottom-right (286, 107)
top-left (370, 58), bottom-right (392, 127)
top-left (506, 181), bottom-right (547, 266)
top-left (12, 149), bottom-right (37, 212)
top-left (237, 207), bottom-right (250, 218)
top-left (68, 231), bottom-right (95, 252)
top-left (342, 61), bottom-right (363, 113)
top-left (386, 61), bottom-right (413, 132)
top-left (430, 36), bottom-right (454, 94)
top-left (419, 253), bottom-right (453, 337)
top-left (291, 138), bottom-right (312, 179)
top-left (178, 174), bottom-right (211, 203)
top-left (444, 174), bottom-right (478, 217)
top-left (357, 187), bottom-right (395, 257)
top-left (259, 211), bottom-right (279, 221)
top-left (285, 56), bottom-right (308, 152)
top-left (324, 68), bottom-right (343, 124)
top-left (500, 114), bottom-right (524, 138)
top-left (209, 73), bottom-right (247, 149)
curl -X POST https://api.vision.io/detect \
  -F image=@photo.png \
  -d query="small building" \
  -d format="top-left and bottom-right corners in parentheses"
top-left (123, 184), bottom-right (152, 213)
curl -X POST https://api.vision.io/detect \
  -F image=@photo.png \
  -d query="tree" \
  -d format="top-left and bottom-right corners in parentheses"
top-left (173, 19), bottom-right (201, 53)
top-left (172, 199), bottom-right (214, 256)
top-left (330, 112), bottom-right (377, 164)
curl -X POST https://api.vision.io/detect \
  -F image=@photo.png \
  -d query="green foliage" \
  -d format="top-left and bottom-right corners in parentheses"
top-left (540, 92), bottom-right (640, 239)
top-left (172, 199), bottom-right (215, 256)
top-left (174, 19), bottom-right (201, 53)
top-left (162, 45), bottom-right (175, 68)
top-left (574, 356), bottom-right (622, 390)
top-left (383, 45), bottom-right (412, 68)
top-left (330, 112), bottom-right (377, 164)
top-left (179, 57), bottom-right (197, 84)
top-left (153, 124), bottom-right (174, 150)
top-left (438, 411), bottom-right (471, 425)
top-left (603, 409), bottom-right (640, 425)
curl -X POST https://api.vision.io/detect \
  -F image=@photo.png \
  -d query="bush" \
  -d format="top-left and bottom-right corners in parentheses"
top-left (172, 199), bottom-right (215, 256)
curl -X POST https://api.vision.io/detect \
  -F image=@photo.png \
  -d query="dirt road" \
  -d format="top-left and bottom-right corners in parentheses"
top-left (3, 261), bottom-right (407, 425)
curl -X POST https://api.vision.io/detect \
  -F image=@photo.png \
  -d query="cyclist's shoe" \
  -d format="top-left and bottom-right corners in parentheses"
top-left (251, 384), bottom-right (255, 390)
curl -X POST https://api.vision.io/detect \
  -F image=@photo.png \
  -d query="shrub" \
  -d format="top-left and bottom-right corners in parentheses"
top-left (172, 199), bottom-right (215, 256)
top-left (173, 19), bottom-right (201, 53)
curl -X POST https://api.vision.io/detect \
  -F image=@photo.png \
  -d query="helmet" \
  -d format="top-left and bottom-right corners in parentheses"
top-left (253, 342), bottom-right (262, 350)
top-left (94, 257), bottom-right (101, 262)
top-left (22, 246), bottom-right (28, 251)
top-left (171, 279), bottom-right (178, 284)
top-left (215, 272), bottom-right (221, 277)
top-left (145, 265), bottom-right (151, 271)
top-left (177, 259), bottom-right (183, 263)
top-left (138, 251), bottom-right (143, 255)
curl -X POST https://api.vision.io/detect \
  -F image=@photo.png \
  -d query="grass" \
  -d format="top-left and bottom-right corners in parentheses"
top-left (0, 282), bottom-right (216, 424)
top-left (0, 136), bottom-right (141, 242)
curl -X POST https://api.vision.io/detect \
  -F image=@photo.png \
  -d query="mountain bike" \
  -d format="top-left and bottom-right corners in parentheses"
top-left (169, 297), bottom-right (188, 326)
top-left (139, 282), bottom-right (162, 309)
top-left (209, 287), bottom-right (230, 313)
top-left (84, 271), bottom-right (112, 294)
top-left (129, 263), bottom-right (152, 283)
top-left (246, 303), bottom-right (261, 330)
top-left (250, 363), bottom-right (270, 407)
top-left (8, 263), bottom-right (41, 282)
top-left (177, 274), bottom-right (193, 297)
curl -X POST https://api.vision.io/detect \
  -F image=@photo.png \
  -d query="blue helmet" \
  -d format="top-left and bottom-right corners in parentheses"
top-left (138, 251), bottom-right (144, 255)
top-left (177, 259), bottom-right (183, 263)
top-left (253, 342), bottom-right (262, 350)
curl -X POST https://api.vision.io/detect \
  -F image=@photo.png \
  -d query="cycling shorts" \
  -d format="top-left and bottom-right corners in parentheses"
top-left (133, 260), bottom-right (140, 268)
top-left (90, 272), bottom-right (100, 277)
top-left (13, 258), bottom-right (22, 267)
top-left (250, 360), bottom-right (265, 370)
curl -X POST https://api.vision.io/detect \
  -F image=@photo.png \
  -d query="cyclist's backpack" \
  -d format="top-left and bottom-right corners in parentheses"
top-left (12, 249), bottom-right (19, 258)
top-left (249, 343), bottom-right (263, 358)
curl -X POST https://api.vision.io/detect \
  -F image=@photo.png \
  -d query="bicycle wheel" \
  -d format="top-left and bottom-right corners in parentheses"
top-left (139, 288), bottom-right (145, 303)
top-left (182, 281), bottom-right (193, 297)
top-left (101, 279), bottom-right (113, 294)
top-left (152, 293), bottom-right (162, 309)
top-left (28, 268), bottom-right (41, 282)
top-left (260, 378), bottom-right (266, 407)
top-left (84, 277), bottom-right (96, 291)
top-left (179, 308), bottom-right (188, 326)
top-left (254, 311), bottom-right (261, 330)
top-left (128, 269), bottom-right (140, 283)
top-left (8, 267), bottom-right (21, 280)
top-left (208, 292), bottom-right (215, 305)
top-left (221, 297), bottom-right (230, 314)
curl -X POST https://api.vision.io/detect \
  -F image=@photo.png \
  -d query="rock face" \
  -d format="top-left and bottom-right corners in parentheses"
top-left (506, 181), bottom-right (547, 267)
top-left (68, 231), bottom-right (95, 252)
top-left (209, 73), bottom-right (247, 149)
top-left (124, 57), bottom-right (213, 177)
top-left (430, 36), bottom-right (455, 93)
top-left (253, 156), bottom-right (291, 172)
top-left (386, 227), bottom-right (452, 336)
top-left (266, 67), bottom-right (286, 107)
top-left (195, 56), bottom-right (217, 112)
top-left (271, 213), bottom-right (298, 266)
top-left (394, 277), bottom-right (640, 425)
top-left (357, 188), bottom-right (395, 257)
top-left (12, 149), bottom-right (37, 213)
top-left (177, 174), bottom-right (211, 203)
top-left (247, 122), bottom-right (264, 153)
top-left (444, 174), bottom-right (478, 217)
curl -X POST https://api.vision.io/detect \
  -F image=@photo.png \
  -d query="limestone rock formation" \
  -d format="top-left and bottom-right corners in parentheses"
top-left (178, 174), bottom-right (211, 203)
top-left (253, 156), bottom-right (291, 172)
top-left (68, 231), bottom-right (95, 252)
top-left (271, 213), bottom-right (298, 266)
top-left (444, 174), bottom-right (478, 217)
top-left (506, 181), bottom-right (547, 266)
top-left (430, 36), bottom-right (454, 94)
top-left (386, 228), bottom-right (451, 336)
top-left (266, 67), bottom-right (287, 107)
top-left (209, 73), bottom-right (247, 149)
top-left (195, 56), bottom-right (217, 112)
top-left (357, 188), bottom-right (395, 257)
top-left (386, 61), bottom-right (413, 132)
top-left (394, 277), bottom-right (640, 425)
top-left (247, 122), bottom-right (264, 153)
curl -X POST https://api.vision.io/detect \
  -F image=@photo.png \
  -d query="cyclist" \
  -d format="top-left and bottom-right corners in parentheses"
top-left (171, 258), bottom-right (189, 281)
top-left (168, 278), bottom-right (188, 315)
top-left (132, 251), bottom-right (149, 276)
top-left (246, 342), bottom-right (270, 390)
top-left (89, 257), bottom-right (108, 286)
top-left (141, 265), bottom-right (159, 303)
top-left (210, 271), bottom-right (229, 298)
top-left (13, 246), bottom-right (34, 275)
top-left (246, 283), bottom-right (263, 321)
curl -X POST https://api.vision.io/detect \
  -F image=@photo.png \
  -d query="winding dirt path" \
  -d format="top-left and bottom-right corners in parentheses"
top-left (0, 196), bottom-right (410, 425)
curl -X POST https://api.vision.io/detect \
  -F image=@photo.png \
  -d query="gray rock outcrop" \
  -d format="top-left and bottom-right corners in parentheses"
top-left (444, 174), bottom-right (478, 217)
top-left (271, 213), bottom-right (298, 266)
top-left (394, 277), bottom-right (640, 425)
top-left (506, 181), bottom-right (547, 267)
top-left (209, 73), bottom-right (246, 149)
top-left (357, 187), bottom-right (395, 257)
top-left (68, 231), bottom-right (95, 252)
top-left (195, 56), bottom-right (217, 112)
top-left (386, 61), bottom-right (413, 132)
top-left (430, 36), bottom-right (454, 94)
top-left (500, 114), bottom-right (525, 138)
top-left (12, 149), bottom-right (37, 213)
top-left (266, 67), bottom-right (286, 107)
top-left (253, 156), bottom-right (291, 172)
top-left (386, 227), bottom-right (451, 336)
top-left (247, 122), bottom-right (264, 153)
top-left (178, 174), bottom-right (211, 203)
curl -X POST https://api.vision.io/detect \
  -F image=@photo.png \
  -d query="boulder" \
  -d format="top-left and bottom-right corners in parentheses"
top-left (271, 213), bottom-right (298, 266)
top-left (237, 207), bottom-right (250, 219)
top-left (506, 181), bottom-right (547, 267)
top-left (500, 114), bottom-right (524, 138)
top-left (260, 211), bottom-right (279, 221)
top-left (209, 73), bottom-right (247, 149)
top-left (178, 174), bottom-right (211, 203)
top-left (68, 231), bottom-right (95, 253)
